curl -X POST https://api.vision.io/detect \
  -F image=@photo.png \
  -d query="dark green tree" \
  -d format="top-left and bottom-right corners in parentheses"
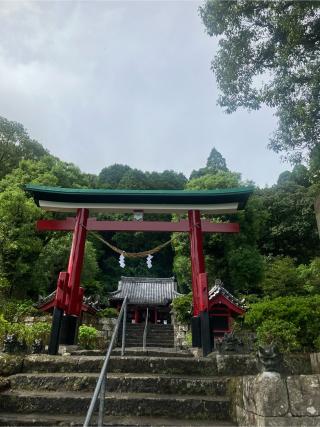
top-left (190, 147), bottom-right (229, 179)
top-left (200, 1), bottom-right (320, 162)
top-left (0, 116), bottom-right (48, 179)
top-left (99, 164), bottom-right (132, 188)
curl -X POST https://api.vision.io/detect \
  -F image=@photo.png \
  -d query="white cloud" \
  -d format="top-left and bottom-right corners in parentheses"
top-left (0, 0), bottom-right (290, 186)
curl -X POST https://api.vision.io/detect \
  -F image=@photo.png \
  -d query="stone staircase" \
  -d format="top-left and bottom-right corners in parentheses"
top-left (119, 323), bottom-right (175, 348)
top-left (0, 349), bottom-right (258, 426)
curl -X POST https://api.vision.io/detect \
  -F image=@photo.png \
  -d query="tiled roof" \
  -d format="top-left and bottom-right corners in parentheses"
top-left (209, 279), bottom-right (246, 310)
top-left (109, 276), bottom-right (181, 305)
top-left (36, 291), bottom-right (100, 312)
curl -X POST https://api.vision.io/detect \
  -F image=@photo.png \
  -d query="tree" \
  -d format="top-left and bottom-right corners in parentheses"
top-left (206, 147), bottom-right (228, 171)
top-left (200, 1), bottom-right (320, 162)
top-left (99, 164), bottom-right (132, 188)
top-left (190, 147), bottom-right (228, 179)
top-left (228, 246), bottom-right (264, 294)
top-left (33, 235), bottom-right (102, 296)
top-left (257, 182), bottom-right (319, 263)
top-left (0, 188), bottom-right (43, 298)
top-left (261, 257), bottom-right (302, 298)
top-left (186, 171), bottom-right (241, 190)
top-left (0, 116), bottom-right (48, 179)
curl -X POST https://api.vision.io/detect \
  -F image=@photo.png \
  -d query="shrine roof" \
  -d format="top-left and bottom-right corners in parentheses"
top-left (25, 184), bottom-right (253, 214)
top-left (209, 280), bottom-right (246, 312)
top-left (36, 291), bottom-right (99, 314)
top-left (109, 276), bottom-right (181, 305)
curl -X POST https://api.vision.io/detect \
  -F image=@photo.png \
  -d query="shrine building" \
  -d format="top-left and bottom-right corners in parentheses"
top-left (208, 279), bottom-right (246, 339)
top-left (109, 276), bottom-right (181, 325)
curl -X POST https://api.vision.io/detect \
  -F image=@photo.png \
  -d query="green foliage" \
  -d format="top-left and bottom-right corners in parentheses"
top-left (97, 307), bottom-right (118, 318)
top-left (6, 321), bottom-right (51, 346)
top-left (314, 336), bottom-right (320, 352)
top-left (0, 188), bottom-right (43, 297)
top-left (78, 325), bottom-right (98, 350)
top-left (185, 331), bottom-right (192, 346)
top-left (29, 322), bottom-right (51, 345)
top-left (256, 319), bottom-right (301, 353)
top-left (0, 299), bottom-right (38, 322)
top-left (0, 314), bottom-right (9, 344)
top-left (244, 295), bottom-right (320, 351)
top-left (206, 147), bottom-right (228, 171)
top-left (200, 1), bottom-right (320, 162)
top-left (171, 293), bottom-right (193, 324)
top-left (261, 257), bottom-right (302, 298)
top-left (297, 258), bottom-right (320, 295)
top-left (99, 164), bottom-right (186, 190)
top-left (228, 246), bottom-right (264, 294)
top-left (257, 183), bottom-right (319, 263)
top-left (173, 254), bottom-right (191, 292)
top-left (186, 171), bottom-right (241, 190)
top-left (190, 147), bottom-right (228, 179)
top-left (0, 116), bottom-right (48, 180)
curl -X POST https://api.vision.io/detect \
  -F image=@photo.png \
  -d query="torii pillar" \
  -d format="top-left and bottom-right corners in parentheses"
top-left (48, 208), bottom-right (89, 354)
top-left (188, 210), bottom-right (211, 356)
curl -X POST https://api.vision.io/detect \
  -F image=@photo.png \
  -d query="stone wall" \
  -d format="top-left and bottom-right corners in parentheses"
top-left (230, 372), bottom-right (320, 426)
top-left (310, 352), bottom-right (320, 374)
top-left (172, 317), bottom-right (190, 349)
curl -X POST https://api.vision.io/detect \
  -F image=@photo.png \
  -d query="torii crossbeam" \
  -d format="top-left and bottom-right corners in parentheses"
top-left (26, 185), bottom-right (253, 356)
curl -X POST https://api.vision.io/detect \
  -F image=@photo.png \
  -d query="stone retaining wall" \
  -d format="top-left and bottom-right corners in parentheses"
top-left (172, 318), bottom-right (190, 349)
top-left (310, 352), bottom-right (320, 374)
top-left (230, 372), bottom-right (320, 426)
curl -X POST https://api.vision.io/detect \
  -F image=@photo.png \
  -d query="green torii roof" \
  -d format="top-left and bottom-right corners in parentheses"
top-left (25, 184), bottom-right (253, 214)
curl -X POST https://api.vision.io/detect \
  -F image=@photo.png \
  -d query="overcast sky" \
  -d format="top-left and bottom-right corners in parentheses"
top-left (0, 1), bottom-right (290, 187)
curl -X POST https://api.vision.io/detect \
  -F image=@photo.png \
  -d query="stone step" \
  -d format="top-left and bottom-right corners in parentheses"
top-left (0, 413), bottom-right (237, 426)
top-left (72, 348), bottom-right (193, 358)
top-left (0, 390), bottom-right (231, 420)
top-left (125, 341), bottom-right (174, 346)
top-left (9, 372), bottom-right (229, 396)
top-left (21, 354), bottom-right (258, 376)
top-left (125, 344), bottom-right (175, 349)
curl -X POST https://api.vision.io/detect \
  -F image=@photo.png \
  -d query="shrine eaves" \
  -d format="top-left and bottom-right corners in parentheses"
top-left (25, 185), bottom-right (253, 214)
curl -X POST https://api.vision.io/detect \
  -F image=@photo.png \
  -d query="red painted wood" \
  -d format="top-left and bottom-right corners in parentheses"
top-left (39, 298), bottom-right (96, 315)
top-left (209, 295), bottom-right (245, 315)
top-left (66, 208), bottom-right (89, 315)
top-left (188, 210), bottom-right (207, 317)
top-left (36, 218), bottom-right (239, 233)
top-left (198, 272), bottom-right (209, 312)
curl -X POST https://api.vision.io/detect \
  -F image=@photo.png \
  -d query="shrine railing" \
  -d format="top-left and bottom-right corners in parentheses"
top-left (83, 296), bottom-right (128, 427)
top-left (143, 307), bottom-right (149, 351)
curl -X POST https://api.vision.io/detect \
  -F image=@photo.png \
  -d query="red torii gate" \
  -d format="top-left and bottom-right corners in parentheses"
top-left (26, 185), bottom-right (252, 356)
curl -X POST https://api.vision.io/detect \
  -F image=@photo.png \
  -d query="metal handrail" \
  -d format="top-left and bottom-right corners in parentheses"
top-left (83, 296), bottom-right (128, 427)
top-left (142, 307), bottom-right (149, 351)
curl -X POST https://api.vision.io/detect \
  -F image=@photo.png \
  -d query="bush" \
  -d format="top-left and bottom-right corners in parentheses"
top-left (261, 257), bottom-right (302, 298)
top-left (256, 319), bottom-right (301, 352)
top-left (78, 325), bottom-right (98, 350)
top-left (244, 295), bottom-right (320, 351)
top-left (29, 322), bottom-right (51, 345)
top-left (97, 308), bottom-right (118, 318)
top-left (313, 336), bottom-right (320, 352)
top-left (0, 299), bottom-right (38, 322)
top-left (171, 293), bottom-right (192, 324)
top-left (6, 321), bottom-right (51, 346)
top-left (0, 314), bottom-right (9, 344)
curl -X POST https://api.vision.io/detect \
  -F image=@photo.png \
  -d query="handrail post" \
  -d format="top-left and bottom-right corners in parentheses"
top-left (98, 374), bottom-right (106, 427)
top-left (121, 300), bottom-right (127, 356)
top-left (83, 296), bottom-right (127, 427)
top-left (143, 307), bottom-right (149, 351)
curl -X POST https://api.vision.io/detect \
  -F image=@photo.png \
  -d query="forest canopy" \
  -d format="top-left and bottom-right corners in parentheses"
top-left (0, 115), bottom-right (319, 307)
